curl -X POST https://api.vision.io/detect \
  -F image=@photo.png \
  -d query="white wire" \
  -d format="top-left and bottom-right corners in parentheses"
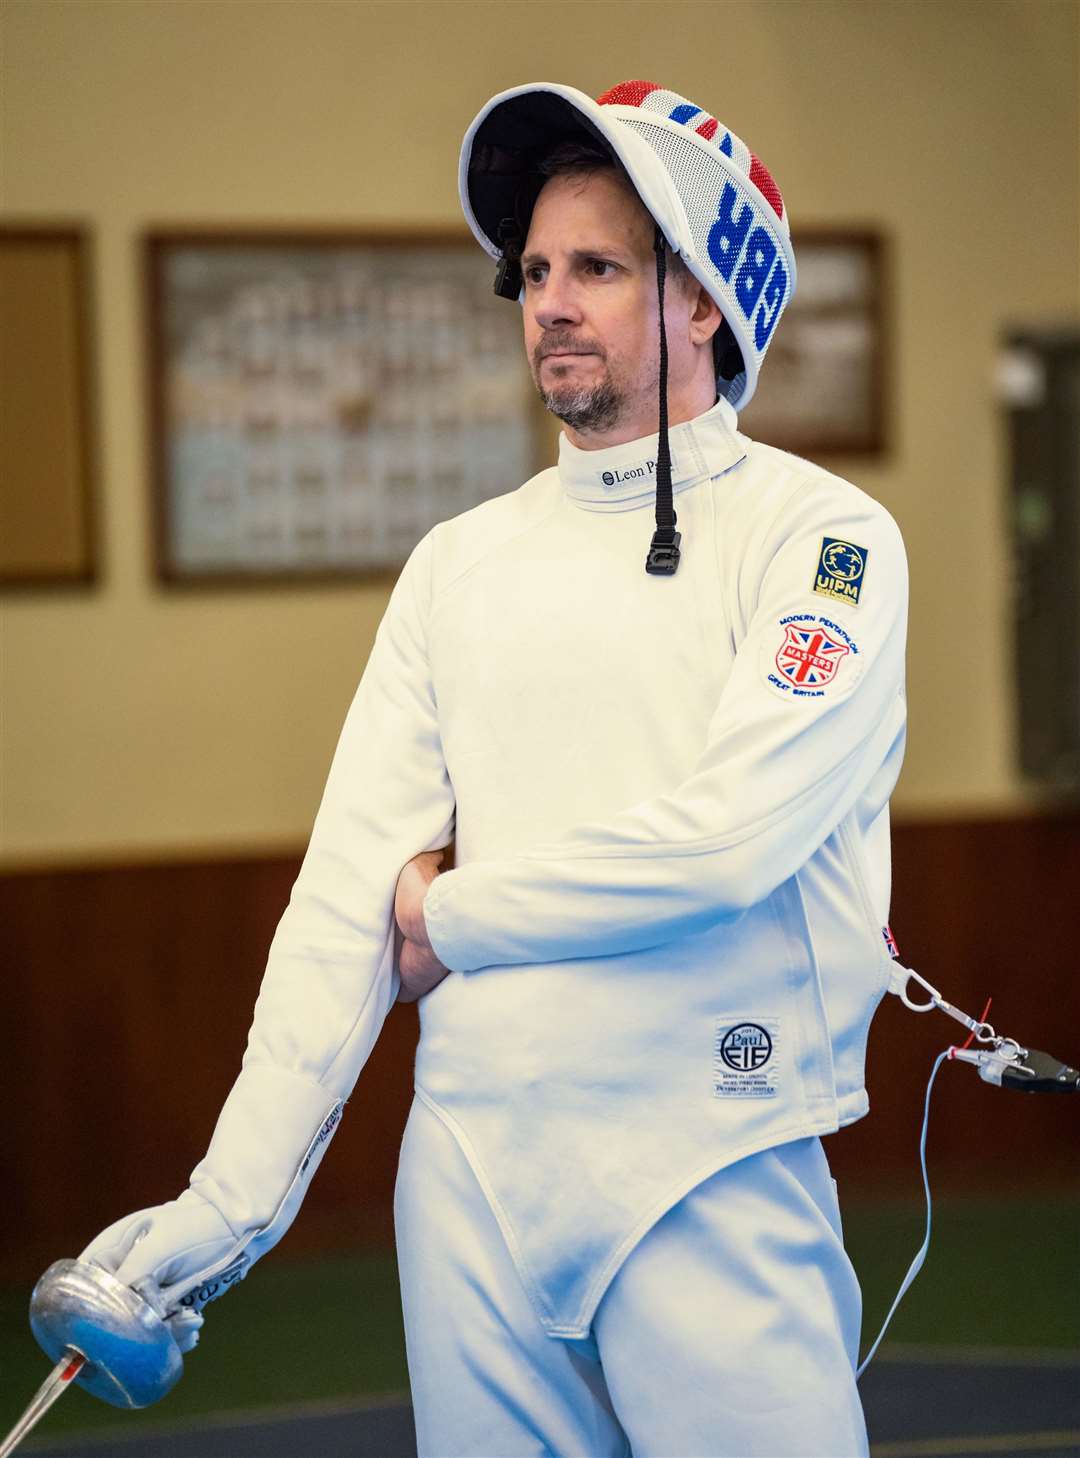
top-left (856, 1048), bottom-right (950, 1381)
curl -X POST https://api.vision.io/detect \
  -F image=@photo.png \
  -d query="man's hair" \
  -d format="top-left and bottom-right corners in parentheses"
top-left (535, 138), bottom-right (696, 294)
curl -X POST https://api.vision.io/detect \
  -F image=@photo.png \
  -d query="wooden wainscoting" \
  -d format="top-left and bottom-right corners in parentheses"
top-left (830, 812), bottom-right (1080, 1197)
top-left (3, 814), bottom-right (1078, 1278)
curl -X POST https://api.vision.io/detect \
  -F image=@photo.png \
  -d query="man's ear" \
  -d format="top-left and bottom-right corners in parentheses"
top-left (688, 284), bottom-right (723, 348)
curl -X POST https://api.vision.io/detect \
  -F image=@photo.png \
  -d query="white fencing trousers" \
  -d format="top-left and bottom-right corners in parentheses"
top-left (394, 1095), bottom-right (869, 1458)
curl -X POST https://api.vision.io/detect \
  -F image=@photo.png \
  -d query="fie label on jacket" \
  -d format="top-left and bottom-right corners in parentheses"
top-left (713, 1018), bottom-right (781, 1098)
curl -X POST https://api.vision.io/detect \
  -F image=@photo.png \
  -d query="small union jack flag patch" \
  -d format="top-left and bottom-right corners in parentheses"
top-left (775, 621), bottom-right (850, 689)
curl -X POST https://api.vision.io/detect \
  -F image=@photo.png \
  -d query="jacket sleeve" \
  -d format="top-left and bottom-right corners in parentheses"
top-left (188, 524), bottom-right (456, 1240)
top-left (422, 484), bottom-right (906, 973)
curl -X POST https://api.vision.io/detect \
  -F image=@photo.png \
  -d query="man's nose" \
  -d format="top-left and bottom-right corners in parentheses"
top-left (533, 268), bottom-right (583, 331)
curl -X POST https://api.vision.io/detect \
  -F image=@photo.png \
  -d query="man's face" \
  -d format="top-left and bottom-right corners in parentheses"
top-left (521, 168), bottom-right (687, 442)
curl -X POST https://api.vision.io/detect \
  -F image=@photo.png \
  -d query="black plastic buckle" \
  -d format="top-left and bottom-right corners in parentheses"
top-left (494, 254), bottom-right (523, 300)
top-left (494, 218), bottom-right (523, 300)
top-left (645, 530), bottom-right (681, 575)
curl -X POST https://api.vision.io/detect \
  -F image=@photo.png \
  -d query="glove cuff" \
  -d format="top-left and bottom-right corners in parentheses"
top-left (78, 1066), bottom-right (343, 1322)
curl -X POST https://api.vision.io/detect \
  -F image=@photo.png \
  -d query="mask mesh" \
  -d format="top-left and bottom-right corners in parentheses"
top-left (625, 89), bottom-right (754, 179)
top-left (620, 117), bottom-right (793, 407)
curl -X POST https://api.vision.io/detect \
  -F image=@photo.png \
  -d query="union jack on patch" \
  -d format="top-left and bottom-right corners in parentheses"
top-left (775, 622), bottom-right (850, 689)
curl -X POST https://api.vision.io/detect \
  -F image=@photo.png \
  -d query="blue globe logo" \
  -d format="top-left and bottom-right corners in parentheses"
top-left (822, 541), bottom-right (864, 581)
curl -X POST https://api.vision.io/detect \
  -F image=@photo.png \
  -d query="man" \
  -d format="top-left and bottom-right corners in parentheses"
top-left (84, 82), bottom-right (907, 1457)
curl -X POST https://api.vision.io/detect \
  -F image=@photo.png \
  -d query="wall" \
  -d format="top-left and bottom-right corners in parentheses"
top-left (2, 0), bottom-right (1079, 868)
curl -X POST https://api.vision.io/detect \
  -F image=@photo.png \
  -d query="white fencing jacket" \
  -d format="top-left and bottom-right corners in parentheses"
top-left (191, 396), bottom-right (908, 1340)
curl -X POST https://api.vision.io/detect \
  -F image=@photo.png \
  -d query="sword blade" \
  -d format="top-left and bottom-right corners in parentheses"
top-left (0, 1348), bottom-right (85, 1457)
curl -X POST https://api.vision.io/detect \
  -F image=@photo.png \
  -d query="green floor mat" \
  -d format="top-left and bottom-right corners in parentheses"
top-left (2, 1197), bottom-right (1076, 1442)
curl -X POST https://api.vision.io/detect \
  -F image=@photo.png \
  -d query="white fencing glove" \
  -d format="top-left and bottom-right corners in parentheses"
top-left (79, 1063), bottom-right (345, 1353)
top-left (79, 1190), bottom-right (237, 1352)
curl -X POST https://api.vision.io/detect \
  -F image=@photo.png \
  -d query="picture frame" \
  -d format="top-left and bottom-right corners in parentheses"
top-left (145, 229), bottom-right (544, 586)
top-left (739, 230), bottom-right (886, 457)
top-left (0, 224), bottom-right (99, 588)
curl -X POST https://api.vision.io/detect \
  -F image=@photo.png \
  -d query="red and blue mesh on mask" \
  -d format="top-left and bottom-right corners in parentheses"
top-left (591, 78), bottom-right (794, 410)
top-left (596, 81), bottom-right (786, 225)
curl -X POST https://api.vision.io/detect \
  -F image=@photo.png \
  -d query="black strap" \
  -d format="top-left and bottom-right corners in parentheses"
top-left (646, 226), bottom-right (681, 575)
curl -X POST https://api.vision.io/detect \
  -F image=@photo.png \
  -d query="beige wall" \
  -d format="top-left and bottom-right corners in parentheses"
top-left (2, 0), bottom-right (1078, 866)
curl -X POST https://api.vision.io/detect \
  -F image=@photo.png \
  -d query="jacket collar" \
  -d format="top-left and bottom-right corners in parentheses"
top-left (557, 396), bottom-right (746, 512)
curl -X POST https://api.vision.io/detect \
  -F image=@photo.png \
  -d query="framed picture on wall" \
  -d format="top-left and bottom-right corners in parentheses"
top-left (0, 225), bottom-right (99, 587)
top-left (738, 230), bottom-right (886, 456)
top-left (146, 229), bottom-right (543, 585)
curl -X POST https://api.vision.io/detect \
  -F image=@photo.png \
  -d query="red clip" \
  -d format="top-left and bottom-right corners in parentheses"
top-left (957, 996), bottom-right (992, 1053)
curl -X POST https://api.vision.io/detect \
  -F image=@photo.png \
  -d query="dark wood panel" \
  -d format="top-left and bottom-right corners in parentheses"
top-left (830, 813), bottom-right (1080, 1198)
top-left (1, 856), bottom-right (417, 1280)
top-left (3, 815), bottom-right (1078, 1279)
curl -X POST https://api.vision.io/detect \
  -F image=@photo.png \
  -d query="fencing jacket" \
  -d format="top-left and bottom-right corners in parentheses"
top-left (192, 395), bottom-right (908, 1342)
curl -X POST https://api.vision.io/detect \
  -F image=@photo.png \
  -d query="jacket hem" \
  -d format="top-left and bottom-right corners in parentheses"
top-left (415, 1082), bottom-right (854, 1341)
top-left (836, 1085), bottom-right (870, 1128)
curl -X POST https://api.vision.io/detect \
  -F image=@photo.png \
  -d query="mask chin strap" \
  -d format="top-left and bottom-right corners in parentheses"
top-left (645, 226), bottom-right (681, 576)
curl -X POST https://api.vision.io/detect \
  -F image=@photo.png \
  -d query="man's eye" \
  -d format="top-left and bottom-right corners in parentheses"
top-left (586, 259), bottom-right (615, 277)
top-left (524, 266), bottom-right (546, 285)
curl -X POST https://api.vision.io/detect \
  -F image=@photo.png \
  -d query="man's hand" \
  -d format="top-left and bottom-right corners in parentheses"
top-left (395, 848), bottom-right (451, 1003)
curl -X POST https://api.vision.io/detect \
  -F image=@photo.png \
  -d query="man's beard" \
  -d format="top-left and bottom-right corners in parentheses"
top-left (531, 332), bottom-right (625, 434)
top-left (538, 377), bottom-right (621, 433)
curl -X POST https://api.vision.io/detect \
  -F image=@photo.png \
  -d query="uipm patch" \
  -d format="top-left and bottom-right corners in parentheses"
top-left (713, 1018), bottom-right (780, 1098)
top-left (813, 537), bottom-right (868, 607)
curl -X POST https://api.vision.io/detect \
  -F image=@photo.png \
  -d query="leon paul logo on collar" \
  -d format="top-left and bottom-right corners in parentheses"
top-left (600, 459), bottom-right (657, 488)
